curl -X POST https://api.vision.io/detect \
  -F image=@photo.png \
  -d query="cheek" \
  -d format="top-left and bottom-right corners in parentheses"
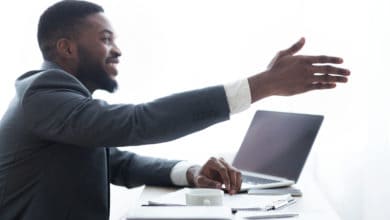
top-left (97, 46), bottom-right (110, 61)
top-left (86, 42), bottom-right (110, 59)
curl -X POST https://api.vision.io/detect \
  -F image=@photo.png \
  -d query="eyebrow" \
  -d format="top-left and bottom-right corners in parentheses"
top-left (100, 29), bottom-right (114, 35)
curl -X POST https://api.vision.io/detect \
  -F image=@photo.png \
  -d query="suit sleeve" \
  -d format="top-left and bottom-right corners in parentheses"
top-left (109, 148), bottom-right (179, 187)
top-left (21, 69), bottom-right (230, 147)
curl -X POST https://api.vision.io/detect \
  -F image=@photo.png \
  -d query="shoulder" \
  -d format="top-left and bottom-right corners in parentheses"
top-left (16, 68), bottom-right (91, 100)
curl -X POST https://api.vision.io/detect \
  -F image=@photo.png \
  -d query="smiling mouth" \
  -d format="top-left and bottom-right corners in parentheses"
top-left (108, 62), bottom-right (118, 67)
top-left (106, 58), bottom-right (119, 78)
top-left (107, 56), bottom-right (120, 64)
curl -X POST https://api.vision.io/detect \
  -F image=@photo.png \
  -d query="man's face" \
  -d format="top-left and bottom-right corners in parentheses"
top-left (74, 13), bottom-right (121, 93)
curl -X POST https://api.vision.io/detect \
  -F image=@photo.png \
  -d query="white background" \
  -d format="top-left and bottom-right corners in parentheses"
top-left (1, 1), bottom-right (389, 220)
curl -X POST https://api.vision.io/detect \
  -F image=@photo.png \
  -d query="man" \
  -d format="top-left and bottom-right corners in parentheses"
top-left (0, 1), bottom-right (350, 220)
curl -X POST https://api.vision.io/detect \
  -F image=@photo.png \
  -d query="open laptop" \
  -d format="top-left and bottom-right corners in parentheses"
top-left (233, 110), bottom-right (324, 192)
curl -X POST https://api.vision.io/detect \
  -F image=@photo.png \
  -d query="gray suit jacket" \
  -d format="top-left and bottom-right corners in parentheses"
top-left (0, 62), bottom-right (230, 220)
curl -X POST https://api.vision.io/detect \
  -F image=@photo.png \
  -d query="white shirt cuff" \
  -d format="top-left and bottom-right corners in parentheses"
top-left (223, 79), bottom-right (251, 114)
top-left (170, 161), bottom-right (198, 186)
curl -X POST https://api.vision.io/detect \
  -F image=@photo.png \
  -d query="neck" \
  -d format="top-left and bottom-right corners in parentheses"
top-left (45, 59), bottom-right (96, 94)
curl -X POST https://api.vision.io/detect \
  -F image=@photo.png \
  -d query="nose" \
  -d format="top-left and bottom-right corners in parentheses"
top-left (111, 43), bottom-right (122, 58)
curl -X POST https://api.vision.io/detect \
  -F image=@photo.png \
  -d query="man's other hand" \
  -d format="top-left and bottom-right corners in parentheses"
top-left (248, 37), bottom-right (351, 102)
top-left (186, 157), bottom-right (242, 195)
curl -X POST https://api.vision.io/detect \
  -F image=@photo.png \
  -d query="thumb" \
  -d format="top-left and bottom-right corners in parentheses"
top-left (281, 37), bottom-right (305, 56)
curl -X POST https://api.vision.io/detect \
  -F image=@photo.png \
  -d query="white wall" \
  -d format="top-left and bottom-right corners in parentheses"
top-left (1, 1), bottom-right (389, 220)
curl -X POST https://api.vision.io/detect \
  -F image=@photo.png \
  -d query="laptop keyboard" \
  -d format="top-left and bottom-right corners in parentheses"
top-left (242, 175), bottom-right (280, 184)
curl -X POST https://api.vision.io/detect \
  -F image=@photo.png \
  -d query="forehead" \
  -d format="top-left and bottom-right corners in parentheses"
top-left (80, 12), bottom-right (116, 36)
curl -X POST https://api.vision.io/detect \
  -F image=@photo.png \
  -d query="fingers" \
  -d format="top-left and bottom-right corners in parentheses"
top-left (196, 157), bottom-right (242, 194)
top-left (310, 65), bottom-right (350, 76)
top-left (313, 74), bottom-right (348, 84)
top-left (304, 55), bottom-right (344, 64)
top-left (308, 65), bottom-right (349, 85)
top-left (194, 175), bottom-right (222, 188)
top-left (307, 82), bottom-right (337, 91)
top-left (302, 71), bottom-right (348, 93)
top-left (279, 37), bottom-right (305, 56)
top-left (204, 157), bottom-right (231, 190)
top-left (219, 158), bottom-right (242, 194)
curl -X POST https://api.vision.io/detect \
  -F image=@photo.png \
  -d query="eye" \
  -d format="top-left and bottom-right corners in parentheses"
top-left (102, 37), bottom-right (112, 44)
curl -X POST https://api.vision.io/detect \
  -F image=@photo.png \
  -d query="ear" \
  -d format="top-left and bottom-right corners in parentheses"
top-left (56, 38), bottom-right (78, 59)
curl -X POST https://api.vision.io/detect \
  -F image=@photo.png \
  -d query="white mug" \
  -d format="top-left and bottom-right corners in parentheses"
top-left (185, 188), bottom-right (224, 206)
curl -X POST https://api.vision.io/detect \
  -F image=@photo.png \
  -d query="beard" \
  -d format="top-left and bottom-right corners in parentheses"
top-left (76, 46), bottom-right (118, 93)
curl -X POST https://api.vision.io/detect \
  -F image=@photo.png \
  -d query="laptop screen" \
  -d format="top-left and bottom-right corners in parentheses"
top-left (232, 110), bottom-right (324, 182)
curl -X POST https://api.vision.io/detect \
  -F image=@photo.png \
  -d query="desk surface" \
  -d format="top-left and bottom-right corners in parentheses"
top-left (111, 175), bottom-right (340, 220)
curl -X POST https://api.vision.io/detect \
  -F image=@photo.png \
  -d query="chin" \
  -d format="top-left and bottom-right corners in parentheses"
top-left (102, 78), bottom-right (118, 93)
top-left (95, 71), bottom-right (118, 93)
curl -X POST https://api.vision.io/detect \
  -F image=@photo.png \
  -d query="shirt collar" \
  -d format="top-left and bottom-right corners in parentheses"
top-left (41, 60), bottom-right (63, 71)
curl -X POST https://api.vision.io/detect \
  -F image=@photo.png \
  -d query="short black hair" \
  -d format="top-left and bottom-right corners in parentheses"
top-left (37, 0), bottom-right (104, 60)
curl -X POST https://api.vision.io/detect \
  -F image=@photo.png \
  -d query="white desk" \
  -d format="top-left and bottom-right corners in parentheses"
top-left (111, 175), bottom-right (340, 220)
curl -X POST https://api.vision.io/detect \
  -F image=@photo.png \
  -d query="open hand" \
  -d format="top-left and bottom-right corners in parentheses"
top-left (248, 37), bottom-right (350, 102)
